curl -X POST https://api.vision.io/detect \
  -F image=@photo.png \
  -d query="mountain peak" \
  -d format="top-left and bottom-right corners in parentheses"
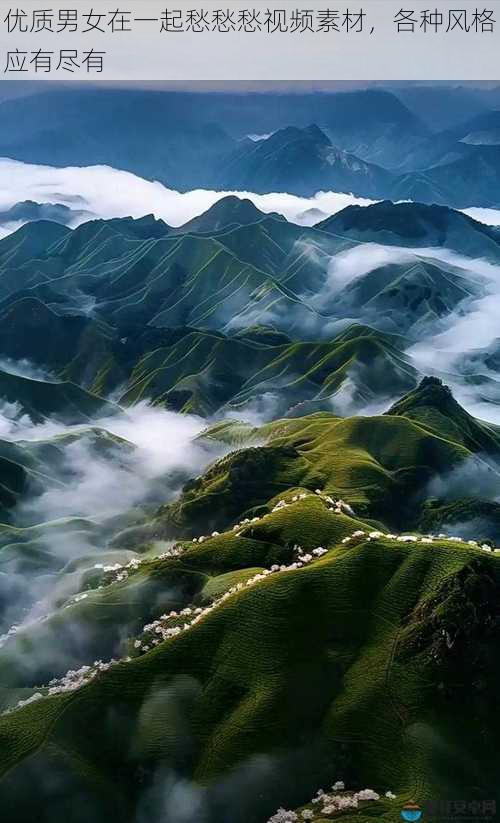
top-left (386, 377), bottom-right (500, 455)
top-left (304, 123), bottom-right (331, 144)
top-left (177, 196), bottom-right (280, 234)
top-left (267, 123), bottom-right (331, 147)
top-left (319, 200), bottom-right (457, 234)
top-left (387, 376), bottom-right (455, 415)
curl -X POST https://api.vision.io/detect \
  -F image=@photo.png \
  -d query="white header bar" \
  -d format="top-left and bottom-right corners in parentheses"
top-left (0, 1), bottom-right (498, 80)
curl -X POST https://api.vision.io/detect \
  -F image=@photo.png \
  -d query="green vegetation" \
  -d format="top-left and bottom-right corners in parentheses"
top-left (0, 202), bottom-right (498, 820)
top-left (0, 507), bottom-right (497, 822)
top-left (0, 374), bottom-right (498, 821)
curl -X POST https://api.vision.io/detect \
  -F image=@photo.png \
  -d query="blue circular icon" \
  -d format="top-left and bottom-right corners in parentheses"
top-left (401, 803), bottom-right (422, 821)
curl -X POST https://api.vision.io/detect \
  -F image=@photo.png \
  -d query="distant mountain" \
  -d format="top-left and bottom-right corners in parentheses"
top-left (219, 125), bottom-right (394, 198)
top-left (0, 87), bottom-right (426, 188)
top-left (392, 84), bottom-right (489, 132)
top-left (0, 200), bottom-right (90, 228)
top-left (394, 145), bottom-right (500, 208)
top-left (0, 88), bottom-right (498, 205)
top-left (0, 89), bottom-right (235, 190)
top-left (288, 88), bottom-right (427, 168)
top-left (451, 109), bottom-right (500, 145)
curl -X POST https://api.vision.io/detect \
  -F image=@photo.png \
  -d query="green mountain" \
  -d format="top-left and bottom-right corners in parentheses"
top-left (0, 381), bottom-right (498, 822)
top-left (0, 202), bottom-right (493, 421)
top-left (0, 368), bottom-right (118, 425)
top-left (330, 256), bottom-right (482, 338)
top-left (1, 90), bottom-right (500, 822)
top-left (318, 200), bottom-right (500, 260)
top-left (0, 216), bottom-right (343, 336)
top-left (119, 324), bottom-right (417, 417)
top-left (386, 376), bottom-right (500, 456)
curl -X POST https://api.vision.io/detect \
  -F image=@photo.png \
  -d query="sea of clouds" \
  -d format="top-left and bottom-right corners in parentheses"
top-left (1, 157), bottom-right (500, 237)
top-left (0, 157), bottom-right (375, 232)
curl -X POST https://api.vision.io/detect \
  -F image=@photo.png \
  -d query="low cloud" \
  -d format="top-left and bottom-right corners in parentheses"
top-left (462, 207), bottom-right (500, 227)
top-left (321, 243), bottom-right (415, 299)
top-left (0, 158), bottom-right (498, 241)
top-left (405, 248), bottom-right (500, 412)
top-left (329, 361), bottom-right (404, 418)
top-left (7, 402), bottom-right (220, 524)
top-left (0, 394), bottom-right (231, 646)
top-left (426, 455), bottom-right (500, 503)
top-left (223, 392), bottom-right (282, 427)
top-left (0, 357), bottom-right (56, 382)
top-left (0, 157), bottom-right (375, 229)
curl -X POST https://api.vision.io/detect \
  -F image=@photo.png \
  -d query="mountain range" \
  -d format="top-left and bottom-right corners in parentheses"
top-left (1, 87), bottom-right (500, 206)
top-left (0, 86), bottom-right (499, 823)
top-left (0, 198), bottom-right (496, 417)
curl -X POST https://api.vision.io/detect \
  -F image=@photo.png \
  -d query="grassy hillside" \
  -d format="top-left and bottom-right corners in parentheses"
top-left (120, 324), bottom-right (417, 416)
top-left (0, 498), bottom-right (497, 822)
top-left (136, 377), bottom-right (495, 544)
top-left (0, 368), bottom-right (118, 425)
top-left (0, 202), bottom-right (498, 820)
top-left (0, 204), bottom-right (493, 421)
top-left (0, 375), bottom-right (497, 821)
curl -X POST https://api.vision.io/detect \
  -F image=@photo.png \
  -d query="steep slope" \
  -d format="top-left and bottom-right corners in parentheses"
top-left (120, 325), bottom-right (417, 417)
top-left (386, 376), bottom-right (500, 456)
top-left (0, 298), bottom-right (116, 387)
top-left (0, 207), bottom-right (493, 421)
top-left (329, 257), bottom-right (481, 337)
top-left (0, 219), bottom-right (70, 270)
top-left (0, 217), bottom-right (350, 340)
top-left (0, 369), bottom-right (118, 425)
top-left (141, 382), bottom-right (499, 541)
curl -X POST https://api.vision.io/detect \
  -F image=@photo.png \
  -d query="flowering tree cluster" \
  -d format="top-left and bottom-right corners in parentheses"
top-left (3, 533), bottom-right (334, 713)
top-left (341, 529), bottom-right (494, 552)
top-left (3, 488), bottom-right (498, 716)
top-left (267, 781), bottom-right (397, 821)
